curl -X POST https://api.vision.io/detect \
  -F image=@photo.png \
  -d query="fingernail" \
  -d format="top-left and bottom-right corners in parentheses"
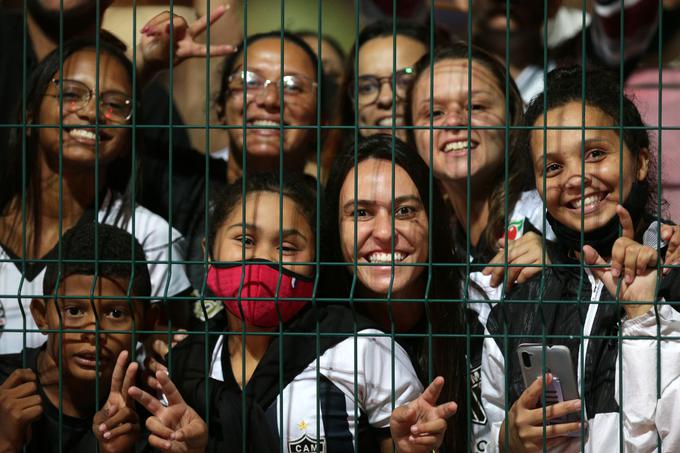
top-left (99, 423), bottom-right (107, 432)
top-left (170, 432), bottom-right (177, 440)
top-left (410, 425), bottom-right (419, 434)
top-left (103, 431), bottom-right (111, 439)
top-left (573, 400), bottom-right (582, 410)
top-left (611, 268), bottom-right (620, 277)
top-left (625, 274), bottom-right (633, 284)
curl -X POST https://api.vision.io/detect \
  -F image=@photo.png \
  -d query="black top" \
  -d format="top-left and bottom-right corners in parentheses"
top-left (0, 347), bottom-right (99, 453)
top-left (0, 347), bottom-right (152, 453)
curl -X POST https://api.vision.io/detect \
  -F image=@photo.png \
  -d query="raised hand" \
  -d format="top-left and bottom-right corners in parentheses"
top-left (483, 232), bottom-right (550, 290)
top-left (139, 5), bottom-right (237, 75)
top-left (142, 330), bottom-right (188, 391)
top-left (390, 377), bottom-right (457, 453)
top-left (0, 369), bottom-right (43, 451)
top-left (583, 205), bottom-right (657, 318)
top-left (660, 224), bottom-right (680, 275)
top-left (128, 370), bottom-right (207, 453)
top-left (499, 373), bottom-right (581, 453)
top-left (93, 350), bottom-right (141, 453)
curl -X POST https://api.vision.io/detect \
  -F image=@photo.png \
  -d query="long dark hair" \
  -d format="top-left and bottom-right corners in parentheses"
top-left (322, 134), bottom-right (468, 450)
top-left (520, 66), bottom-right (661, 217)
top-left (0, 35), bottom-right (137, 256)
top-left (405, 41), bottom-right (530, 258)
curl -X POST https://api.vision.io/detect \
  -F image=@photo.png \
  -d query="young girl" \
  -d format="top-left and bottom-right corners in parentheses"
top-left (322, 134), bottom-right (466, 450)
top-left (166, 173), bottom-right (445, 452)
top-left (482, 67), bottom-right (680, 452)
top-left (0, 37), bottom-right (191, 354)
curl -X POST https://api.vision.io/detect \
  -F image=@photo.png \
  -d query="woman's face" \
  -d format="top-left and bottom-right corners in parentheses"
top-left (530, 102), bottom-right (649, 232)
top-left (212, 191), bottom-right (315, 277)
top-left (37, 49), bottom-right (131, 169)
top-left (356, 34), bottom-right (427, 141)
top-left (338, 158), bottom-right (429, 296)
top-left (223, 38), bottom-right (317, 169)
top-left (411, 59), bottom-right (506, 184)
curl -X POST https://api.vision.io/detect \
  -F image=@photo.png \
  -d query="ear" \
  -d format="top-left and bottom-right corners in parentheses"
top-left (636, 147), bottom-right (650, 182)
top-left (30, 298), bottom-right (49, 332)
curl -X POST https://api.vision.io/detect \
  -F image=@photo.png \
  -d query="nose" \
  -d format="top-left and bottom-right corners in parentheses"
top-left (372, 210), bottom-right (394, 244)
top-left (255, 81), bottom-right (281, 110)
top-left (564, 169), bottom-right (593, 192)
top-left (80, 313), bottom-right (108, 345)
top-left (76, 93), bottom-right (98, 122)
top-left (443, 108), bottom-right (467, 127)
top-left (375, 80), bottom-right (395, 109)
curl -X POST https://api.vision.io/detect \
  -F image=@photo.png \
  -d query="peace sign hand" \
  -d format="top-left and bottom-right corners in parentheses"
top-left (92, 350), bottom-right (141, 453)
top-left (140, 5), bottom-right (237, 75)
top-left (583, 205), bottom-right (656, 319)
top-left (390, 377), bottom-right (458, 453)
top-left (128, 370), bottom-right (207, 453)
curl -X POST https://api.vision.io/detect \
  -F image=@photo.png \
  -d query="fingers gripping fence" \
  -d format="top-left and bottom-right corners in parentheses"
top-left (0, 1), bottom-right (678, 452)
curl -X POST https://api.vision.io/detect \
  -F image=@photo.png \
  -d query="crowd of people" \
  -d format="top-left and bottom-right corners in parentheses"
top-left (1, 0), bottom-right (680, 452)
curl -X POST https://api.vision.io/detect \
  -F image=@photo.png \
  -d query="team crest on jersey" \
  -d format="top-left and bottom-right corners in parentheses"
top-left (505, 219), bottom-right (525, 241)
top-left (470, 364), bottom-right (488, 425)
top-left (288, 434), bottom-right (326, 453)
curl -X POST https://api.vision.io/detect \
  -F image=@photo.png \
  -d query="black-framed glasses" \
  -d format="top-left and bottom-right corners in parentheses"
top-left (227, 70), bottom-right (317, 97)
top-left (46, 79), bottom-right (133, 123)
top-left (351, 67), bottom-right (415, 105)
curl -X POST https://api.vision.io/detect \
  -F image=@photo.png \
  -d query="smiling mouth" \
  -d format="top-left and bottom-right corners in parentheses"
top-left (248, 119), bottom-right (283, 127)
top-left (441, 140), bottom-right (477, 153)
top-left (367, 252), bottom-right (406, 264)
top-left (73, 352), bottom-right (109, 368)
top-left (63, 127), bottom-right (109, 145)
top-left (377, 116), bottom-right (404, 127)
top-left (568, 192), bottom-right (607, 210)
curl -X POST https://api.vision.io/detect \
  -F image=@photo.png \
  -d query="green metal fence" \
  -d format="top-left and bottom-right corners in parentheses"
top-left (0, 0), bottom-right (678, 452)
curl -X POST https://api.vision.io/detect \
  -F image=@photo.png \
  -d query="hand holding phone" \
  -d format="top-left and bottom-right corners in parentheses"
top-left (498, 344), bottom-right (583, 452)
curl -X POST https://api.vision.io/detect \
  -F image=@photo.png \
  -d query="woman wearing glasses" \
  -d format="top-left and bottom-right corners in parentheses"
top-left (0, 37), bottom-right (191, 354)
top-left (215, 31), bottom-right (320, 179)
top-left (338, 21), bottom-right (431, 142)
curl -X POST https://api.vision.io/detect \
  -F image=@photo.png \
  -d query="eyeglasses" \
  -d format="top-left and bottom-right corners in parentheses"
top-left (351, 67), bottom-right (415, 105)
top-left (227, 70), bottom-right (317, 98)
top-left (46, 79), bottom-right (133, 123)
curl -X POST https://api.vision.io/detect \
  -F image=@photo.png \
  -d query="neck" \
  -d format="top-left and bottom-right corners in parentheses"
top-left (0, 151), bottom-right (106, 258)
top-left (38, 350), bottom-right (102, 419)
top-left (227, 152), bottom-right (306, 184)
top-left (442, 178), bottom-right (492, 247)
top-left (358, 279), bottom-right (425, 332)
top-left (227, 312), bottom-right (273, 388)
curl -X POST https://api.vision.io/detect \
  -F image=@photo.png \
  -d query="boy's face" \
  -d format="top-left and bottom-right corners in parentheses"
top-left (34, 274), bottom-right (144, 382)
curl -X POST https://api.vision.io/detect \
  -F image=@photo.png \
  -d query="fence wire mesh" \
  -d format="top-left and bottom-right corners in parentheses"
top-left (0, 0), bottom-right (678, 452)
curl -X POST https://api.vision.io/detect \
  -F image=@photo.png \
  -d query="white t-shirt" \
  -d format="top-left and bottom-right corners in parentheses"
top-left (0, 191), bottom-right (191, 354)
top-left (210, 329), bottom-right (423, 450)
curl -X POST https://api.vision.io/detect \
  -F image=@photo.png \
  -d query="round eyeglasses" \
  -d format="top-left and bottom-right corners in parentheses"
top-left (350, 67), bottom-right (415, 105)
top-left (227, 70), bottom-right (317, 98)
top-left (46, 79), bottom-right (133, 123)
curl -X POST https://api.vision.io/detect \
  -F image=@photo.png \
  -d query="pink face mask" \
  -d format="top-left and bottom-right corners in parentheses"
top-left (206, 262), bottom-right (313, 329)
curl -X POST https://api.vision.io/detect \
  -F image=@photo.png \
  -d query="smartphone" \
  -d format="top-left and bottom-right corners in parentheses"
top-left (516, 343), bottom-right (580, 425)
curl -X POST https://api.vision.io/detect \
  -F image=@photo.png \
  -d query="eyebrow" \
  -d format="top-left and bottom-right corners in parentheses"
top-left (342, 195), bottom-right (423, 211)
top-left (226, 223), bottom-right (308, 242)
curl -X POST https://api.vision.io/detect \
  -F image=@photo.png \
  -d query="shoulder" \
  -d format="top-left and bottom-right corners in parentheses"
top-left (100, 192), bottom-right (185, 250)
top-left (0, 347), bottom-right (40, 384)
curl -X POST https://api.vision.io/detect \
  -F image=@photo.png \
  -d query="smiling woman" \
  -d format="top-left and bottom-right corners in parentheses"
top-left (0, 37), bottom-right (191, 354)
top-left (215, 31), bottom-right (319, 178)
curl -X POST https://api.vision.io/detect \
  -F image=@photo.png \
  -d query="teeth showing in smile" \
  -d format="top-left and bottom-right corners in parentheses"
top-left (368, 252), bottom-right (405, 264)
top-left (571, 194), bottom-right (604, 209)
top-left (250, 120), bottom-right (281, 127)
top-left (377, 117), bottom-right (404, 126)
top-left (443, 141), bottom-right (470, 152)
top-left (69, 128), bottom-right (97, 141)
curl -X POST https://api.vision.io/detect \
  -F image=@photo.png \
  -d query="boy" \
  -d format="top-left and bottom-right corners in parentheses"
top-left (0, 223), bottom-right (149, 452)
